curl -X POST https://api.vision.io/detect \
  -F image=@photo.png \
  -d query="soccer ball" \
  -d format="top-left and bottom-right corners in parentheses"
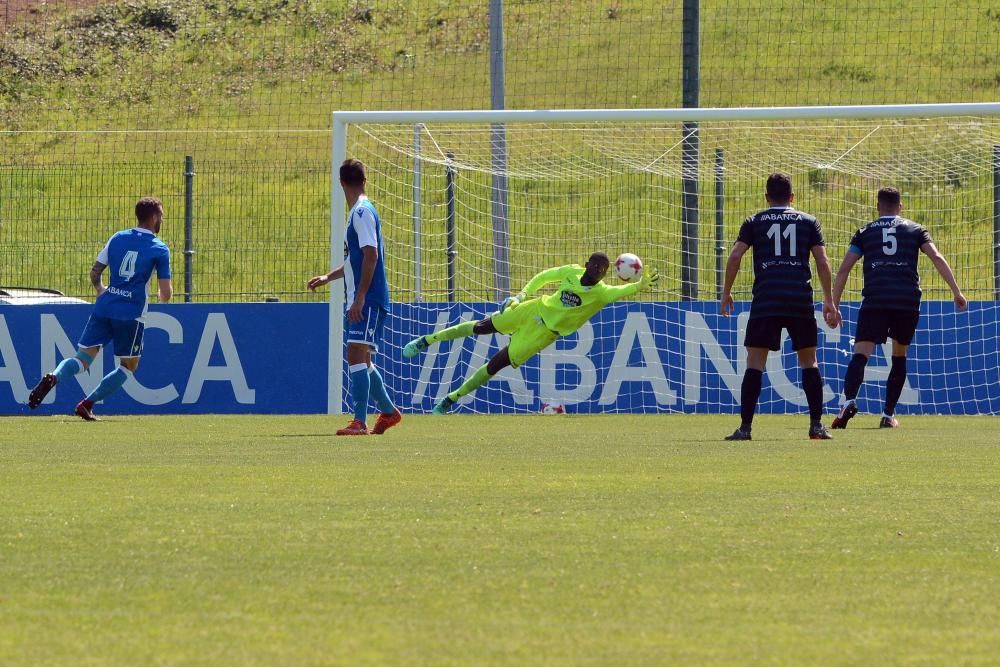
top-left (540, 402), bottom-right (566, 415)
top-left (614, 253), bottom-right (643, 282)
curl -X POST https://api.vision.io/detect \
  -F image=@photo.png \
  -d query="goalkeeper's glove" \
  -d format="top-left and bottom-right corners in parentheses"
top-left (499, 292), bottom-right (526, 313)
top-left (639, 268), bottom-right (659, 290)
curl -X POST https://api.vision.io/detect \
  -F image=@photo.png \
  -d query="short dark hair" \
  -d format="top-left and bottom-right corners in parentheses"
top-left (877, 187), bottom-right (901, 207)
top-left (588, 252), bottom-right (610, 267)
top-left (340, 159), bottom-right (366, 187)
top-left (135, 197), bottom-right (163, 224)
top-left (765, 172), bottom-right (793, 201)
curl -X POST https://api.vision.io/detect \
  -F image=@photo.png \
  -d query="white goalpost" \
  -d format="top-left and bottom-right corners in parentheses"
top-left (330, 103), bottom-right (1000, 416)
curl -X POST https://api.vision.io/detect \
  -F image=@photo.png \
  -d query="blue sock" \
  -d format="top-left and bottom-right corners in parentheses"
top-left (349, 363), bottom-right (370, 424)
top-left (54, 350), bottom-right (95, 383)
top-left (86, 367), bottom-right (130, 403)
top-left (368, 365), bottom-right (396, 414)
top-left (53, 358), bottom-right (83, 383)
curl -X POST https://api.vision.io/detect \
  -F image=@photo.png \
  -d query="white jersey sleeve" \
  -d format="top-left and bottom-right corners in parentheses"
top-left (353, 207), bottom-right (379, 249)
top-left (96, 237), bottom-right (113, 265)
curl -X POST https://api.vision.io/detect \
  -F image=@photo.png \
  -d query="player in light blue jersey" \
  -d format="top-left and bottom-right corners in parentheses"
top-left (308, 159), bottom-right (401, 436)
top-left (28, 197), bottom-right (172, 420)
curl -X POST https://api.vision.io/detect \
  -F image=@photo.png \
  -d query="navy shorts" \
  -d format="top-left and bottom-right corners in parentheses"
top-left (744, 315), bottom-right (818, 351)
top-left (345, 304), bottom-right (387, 351)
top-left (79, 314), bottom-right (144, 357)
top-left (855, 306), bottom-right (920, 345)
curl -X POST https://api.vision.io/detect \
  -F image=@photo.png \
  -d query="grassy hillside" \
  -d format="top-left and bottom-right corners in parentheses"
top-left (1, 0), bottom-right (998, 301)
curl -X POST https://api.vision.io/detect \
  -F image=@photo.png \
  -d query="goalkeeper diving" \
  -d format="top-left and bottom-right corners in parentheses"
top-left (403, 252), bottom-right (658, 414)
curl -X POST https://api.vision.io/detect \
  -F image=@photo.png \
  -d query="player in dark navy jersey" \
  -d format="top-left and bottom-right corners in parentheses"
top-left (721, 173), bottom-right (840, 441)
top-left (308, 159), bottom-right (401, 436)
top-left (28, 197), bottom-right (172, 420)
top-left (830, 187), bottom-right (966, 429)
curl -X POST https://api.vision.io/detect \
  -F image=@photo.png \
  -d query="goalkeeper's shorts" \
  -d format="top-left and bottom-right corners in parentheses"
top-left (490, 298), bottom-right (559, 368)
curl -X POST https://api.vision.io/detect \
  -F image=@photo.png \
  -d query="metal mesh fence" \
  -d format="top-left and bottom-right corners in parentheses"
top-left (1, 0), bottom-right (999, 302)
top-left (346, 117), bottom-right (1000, 303)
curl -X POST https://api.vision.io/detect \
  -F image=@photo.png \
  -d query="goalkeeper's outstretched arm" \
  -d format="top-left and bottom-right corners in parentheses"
top-left (521, 265), bottom-right (573, 297)
top-left (602, 268), bottom-right (659, 303)
top-left (500, 265), bottom-right (575, 312)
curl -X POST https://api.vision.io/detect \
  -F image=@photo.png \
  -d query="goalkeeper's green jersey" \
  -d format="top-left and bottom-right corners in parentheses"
top-left (523, 264), bottom-right (642, 336)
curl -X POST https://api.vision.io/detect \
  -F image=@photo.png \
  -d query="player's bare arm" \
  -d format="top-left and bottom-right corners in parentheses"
top-left (90, 261), bottom-right (107, 296)
top-left (832, 250), bottom-right (862, 307)
top-left (158, 278), bottom-right (173, 303)
top-left (811, 244), bottom-right (841, 327)
top-left (307, 264), bottom-right (345, 290)
top-left (348, 245), bottom-right (379, 322)
top-left (921, 241), bottom-right (967, 310)
top-left (720, 241), bottom-right (748, 316)
top-left (29, 197), bottom-right (168, 421)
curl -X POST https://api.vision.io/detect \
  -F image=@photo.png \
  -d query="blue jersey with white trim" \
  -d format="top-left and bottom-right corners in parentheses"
top-left (849, 216), bottom-right (931, 311)
top-left (344, 196), bottom-right (390, 310)
top-left (93, 228), bottom-right (171, 320)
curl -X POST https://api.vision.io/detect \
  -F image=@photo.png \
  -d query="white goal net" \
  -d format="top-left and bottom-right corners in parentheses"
top-left (330, 105), bottom-right (1000, 416)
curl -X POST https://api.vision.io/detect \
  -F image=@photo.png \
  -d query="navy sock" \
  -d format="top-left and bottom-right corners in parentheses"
top-left (802, 367), bottom-right (824, 423)
top-left (884, 356), bottom-right (907, 416)
top-left (740, 368), bottom-right (763, 428)
top-left (843, 353), bottom-right (868, 402)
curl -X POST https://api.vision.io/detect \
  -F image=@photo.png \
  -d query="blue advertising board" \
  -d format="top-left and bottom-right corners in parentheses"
top-left (0, 304), bottom-right (328, 415)
top-left (383, 301), bottom-right (999, 416)
top-left (1, 302), bottom-right (997, 416)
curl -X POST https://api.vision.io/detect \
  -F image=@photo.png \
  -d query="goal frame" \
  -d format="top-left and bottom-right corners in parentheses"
top-left (329, 102), bottom-right (1000, 414)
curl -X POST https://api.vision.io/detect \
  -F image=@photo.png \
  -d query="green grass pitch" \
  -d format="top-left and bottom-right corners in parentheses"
top-left (1, 413), bottom-right (998, 665)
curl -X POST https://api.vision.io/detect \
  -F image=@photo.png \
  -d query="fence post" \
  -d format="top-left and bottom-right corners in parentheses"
top-left (446, 152), bottom-right (457, 303)
top-left (681, 0), bottom-right (700, 301)
top-left (183, 155), bottom-right (195, 303)
top-left (682, 0), bottom-right (700, 110)
top-left (715, 148), bottom-right (725, 301)
top-left (994, 145), bottom-right (999, 300)
top-left (489, 0), bottom-right (511, 300)
top-left (413, 124), bottom-right (423, 302)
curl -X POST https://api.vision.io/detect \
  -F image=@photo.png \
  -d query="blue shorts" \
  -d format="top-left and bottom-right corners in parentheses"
top-left (345, 305), bottom-right (386, 352)
top-left (79, 314), bottom-right (145, 357)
